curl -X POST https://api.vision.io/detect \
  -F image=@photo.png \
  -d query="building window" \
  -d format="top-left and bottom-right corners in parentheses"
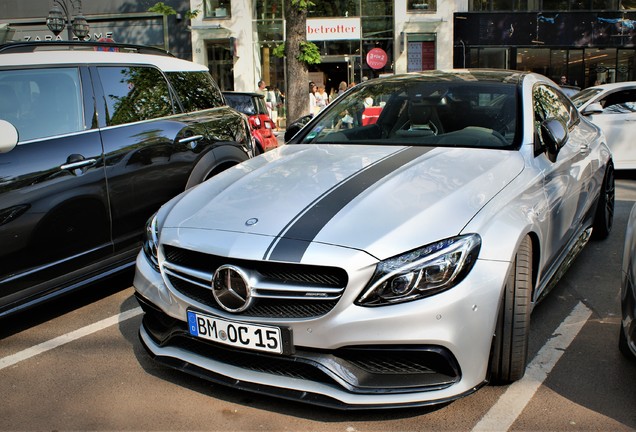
top-left (204, 0), bottom-right (231, 18)
top-left (255, 0), bottom-right (283, 19)
top-left (408, 0), bottom-right (437, 12)
top-left (308, 1), bottom-right (361, 17)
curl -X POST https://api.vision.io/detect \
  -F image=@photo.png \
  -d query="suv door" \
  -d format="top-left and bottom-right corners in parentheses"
top-left (94, 65), bottom-right (249, 255)
top-left (0, 67), bottom-right (110, 310)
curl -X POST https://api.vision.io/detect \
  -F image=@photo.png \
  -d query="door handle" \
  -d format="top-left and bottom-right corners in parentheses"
top-left (179, 135), bottom-right (204, 144)
top-left (60, 157), bottom-right (97, 170)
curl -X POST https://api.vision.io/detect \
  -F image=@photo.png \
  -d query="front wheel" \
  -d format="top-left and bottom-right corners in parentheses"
top-left (592, 162), bottom-right (615, 240)
top-left (489, 236), bottom-right (533, 384)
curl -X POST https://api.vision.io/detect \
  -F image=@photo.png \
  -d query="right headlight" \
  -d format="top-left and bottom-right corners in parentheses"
top-left (142, 211), bottom-right (160, 271)
top-left (356, 234), bottom-right (481, 307)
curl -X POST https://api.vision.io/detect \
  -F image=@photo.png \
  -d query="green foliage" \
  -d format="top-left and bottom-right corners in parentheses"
top-left (291, 0), bottom-right (316, 10)
top-left (272, 42), bottom-right (321, 65)
top-left (148, 2), bottom-right (200, 20)
top-left (148, 2), bottom-right (177, 15)
top-left (185, 9), bottom-right (201, 20)
top-left (272, 44), bottom-right (285, 58)
top-left (298, 41), bottom-right (321, 65)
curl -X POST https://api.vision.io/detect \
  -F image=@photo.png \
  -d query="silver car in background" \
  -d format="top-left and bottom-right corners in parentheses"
top-left (572, 82), bottom-right (636, 170)
top-left (133, 70), bottom-right (614, 409)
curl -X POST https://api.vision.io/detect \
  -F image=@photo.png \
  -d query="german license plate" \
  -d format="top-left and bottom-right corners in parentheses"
top-left (187, 310), bottom-right (283, 354)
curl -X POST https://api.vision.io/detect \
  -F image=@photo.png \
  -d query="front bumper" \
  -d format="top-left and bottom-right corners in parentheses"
top-left (133, 250), bottom-right (509, 409)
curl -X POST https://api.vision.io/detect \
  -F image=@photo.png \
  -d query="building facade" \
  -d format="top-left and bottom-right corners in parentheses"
top-left (190, 0), bottom-right (636, 117)
top-left (2, 0), bottom-right (636, 114)
top-left (455, 1), bottom-right (636, 88)
top-left (0, 0), bottom-right (193, 59)
top-left (189, 0), bottom-right (456, 95)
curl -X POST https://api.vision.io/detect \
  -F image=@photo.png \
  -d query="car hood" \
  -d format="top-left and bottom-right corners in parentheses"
top-left (162, 144), bottom-right (524, 262)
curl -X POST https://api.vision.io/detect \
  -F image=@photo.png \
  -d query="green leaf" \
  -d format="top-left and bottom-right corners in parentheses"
top-left (148, 2), bottom-right (177, 16)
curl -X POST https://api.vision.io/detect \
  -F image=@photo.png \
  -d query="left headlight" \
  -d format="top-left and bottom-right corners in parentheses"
top-left (356, 234), bottom-right (481, 306)
top-left (142, 211), bottom-right (160, 271)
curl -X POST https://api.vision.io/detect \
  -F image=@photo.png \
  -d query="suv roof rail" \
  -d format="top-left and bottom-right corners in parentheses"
top-left (0, 41), bottom-right (174, 57)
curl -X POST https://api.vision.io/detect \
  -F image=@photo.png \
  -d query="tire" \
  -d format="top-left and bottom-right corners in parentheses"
top-left (619, 325), bottom-right (636, 362)
top-left (592, 162), bottom-right (615, 240)
top-left (489, 236), bottom-right (533, 384)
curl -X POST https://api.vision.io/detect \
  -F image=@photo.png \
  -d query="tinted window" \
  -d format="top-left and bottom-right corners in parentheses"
top-left (224, 94), bottom-right (256, 115)
top-left (600, 89), bottom-right (636, 114)
top-left (0, 68), bottom-right (83, 141)
top-left (166, 71), bottom-right (224, 112)
top-left (98, 66), bottom-right (173, 126)
top-left (296, 79), bottom-right (518, 149)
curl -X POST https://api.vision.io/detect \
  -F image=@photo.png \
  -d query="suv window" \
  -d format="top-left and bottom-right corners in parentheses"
top-left (98, 66), bottom-right (173, 126)
top-left (0, 68), bottom-right (83, 141)
top-left (166, 71), bottom-right (224, 111)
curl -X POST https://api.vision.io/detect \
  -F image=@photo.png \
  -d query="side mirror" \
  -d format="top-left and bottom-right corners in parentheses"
top-left (582, 102), bottom-right (604, 116)
top-left (541, 118), bottom-right (568, 162)
top-left (0, 119), bottom-right (18, 153)
top-left (284, 114), bottom-right (313, 142)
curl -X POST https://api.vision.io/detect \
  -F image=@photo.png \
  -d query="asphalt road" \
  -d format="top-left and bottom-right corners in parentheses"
top-left (1, 175), bottom-right (635, 431)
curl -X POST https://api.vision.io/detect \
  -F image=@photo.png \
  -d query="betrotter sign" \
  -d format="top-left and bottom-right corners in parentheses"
top-left (306, 18), bottom-right (361, 41)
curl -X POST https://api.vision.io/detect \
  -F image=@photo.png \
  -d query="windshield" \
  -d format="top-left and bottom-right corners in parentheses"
top-left (296, 77), bottom-right (519, 149)
top-left (570, 88), bottom-right (603, 108)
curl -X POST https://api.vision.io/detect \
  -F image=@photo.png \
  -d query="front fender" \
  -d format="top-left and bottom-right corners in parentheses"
top-left (185, 143), bottom-right (251, 189)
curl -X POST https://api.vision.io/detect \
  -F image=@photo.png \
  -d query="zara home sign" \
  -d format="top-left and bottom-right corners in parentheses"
top-left (306, 18), bottom-right (361, 41)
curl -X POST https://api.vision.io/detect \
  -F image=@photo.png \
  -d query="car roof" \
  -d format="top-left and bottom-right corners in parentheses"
top-left (223, 91), bottom-right (264, 98)
top-left (395, 68), bottom-right (527, 83)
top-left (0, 42), bottom-right (207, 73)
top-left (586, 81), bottom-right (636, 92)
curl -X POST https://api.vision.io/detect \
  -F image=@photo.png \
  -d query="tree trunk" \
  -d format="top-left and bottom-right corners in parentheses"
top-left (284, 0), bottom-right (309, 124)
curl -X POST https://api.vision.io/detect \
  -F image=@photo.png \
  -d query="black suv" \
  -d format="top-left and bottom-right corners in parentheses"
top-left (0, 41), bottom-right (254, 317)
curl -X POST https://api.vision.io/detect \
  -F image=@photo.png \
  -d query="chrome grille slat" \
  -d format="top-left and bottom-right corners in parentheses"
top-left (161, 245), bottom-right (348, 318)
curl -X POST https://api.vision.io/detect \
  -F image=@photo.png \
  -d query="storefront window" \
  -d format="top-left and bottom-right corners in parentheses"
top-left (468, 0), bottom-right (620, 9)
top-left (363, 0), bottom-right (394, 15)
top-left (204, 0), bottom-right (231, 19)
top-left (617, 49), bottom-right (635, 82)
top-left (308, 1), bottom-right (360, 18)
top-left (256, 19), bottom-right (284, 41)
top-left (255, 0), bottom-right (283, 19)
top-left (471, 47), bottom-right (510, 68)
top-left (206, 41), bottom-right (233, 91)
top-left (408, 0), bottom-right (437, 11)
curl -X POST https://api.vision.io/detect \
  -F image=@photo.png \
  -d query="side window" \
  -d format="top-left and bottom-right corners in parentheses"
top-left (600, 90), bottom-right (636, 114)
top-left (534, 84), bottom-right (572, 129)
top-left (98, 66), bottom-right (173, 126)
top-left (0, 68), bottom-right (83, 142)
top-left (166, 71), bottom-right (224, 112)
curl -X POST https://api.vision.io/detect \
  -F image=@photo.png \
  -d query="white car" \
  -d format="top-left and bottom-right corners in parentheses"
top-left (133, 70), bottom-right (614, 409)
top-left (572, 82), bottom-right (636, 170)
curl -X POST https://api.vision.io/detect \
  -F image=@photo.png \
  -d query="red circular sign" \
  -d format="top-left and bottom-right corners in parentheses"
top-left (366, 48), bottom-right (388, 70)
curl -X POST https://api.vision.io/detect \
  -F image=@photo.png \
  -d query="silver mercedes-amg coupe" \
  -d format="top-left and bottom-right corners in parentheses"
top-left (133, 70), bottom-right (614, 409)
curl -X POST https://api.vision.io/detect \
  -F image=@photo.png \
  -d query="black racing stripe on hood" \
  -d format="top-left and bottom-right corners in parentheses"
top-left (264, 146), bottom-right (433, 263)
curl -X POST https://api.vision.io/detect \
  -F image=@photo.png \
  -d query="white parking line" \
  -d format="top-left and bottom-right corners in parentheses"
top-left (0, 307), bottom-right (142, 371)
top-left (1, 301), bottom-right (591, 428)
top-left (472, 301), bottom-right (592, 432)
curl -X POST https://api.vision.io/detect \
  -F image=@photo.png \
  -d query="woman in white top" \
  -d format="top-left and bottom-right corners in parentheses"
top-left (309, 82), bottom-right (318, 116)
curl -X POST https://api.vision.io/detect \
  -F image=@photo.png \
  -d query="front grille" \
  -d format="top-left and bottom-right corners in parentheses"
top-left (161, 245), bottom-right (348, 318)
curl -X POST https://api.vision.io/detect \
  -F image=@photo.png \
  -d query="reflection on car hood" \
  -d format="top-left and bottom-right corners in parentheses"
top-left (163, 144), bottom-right (524, 261)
